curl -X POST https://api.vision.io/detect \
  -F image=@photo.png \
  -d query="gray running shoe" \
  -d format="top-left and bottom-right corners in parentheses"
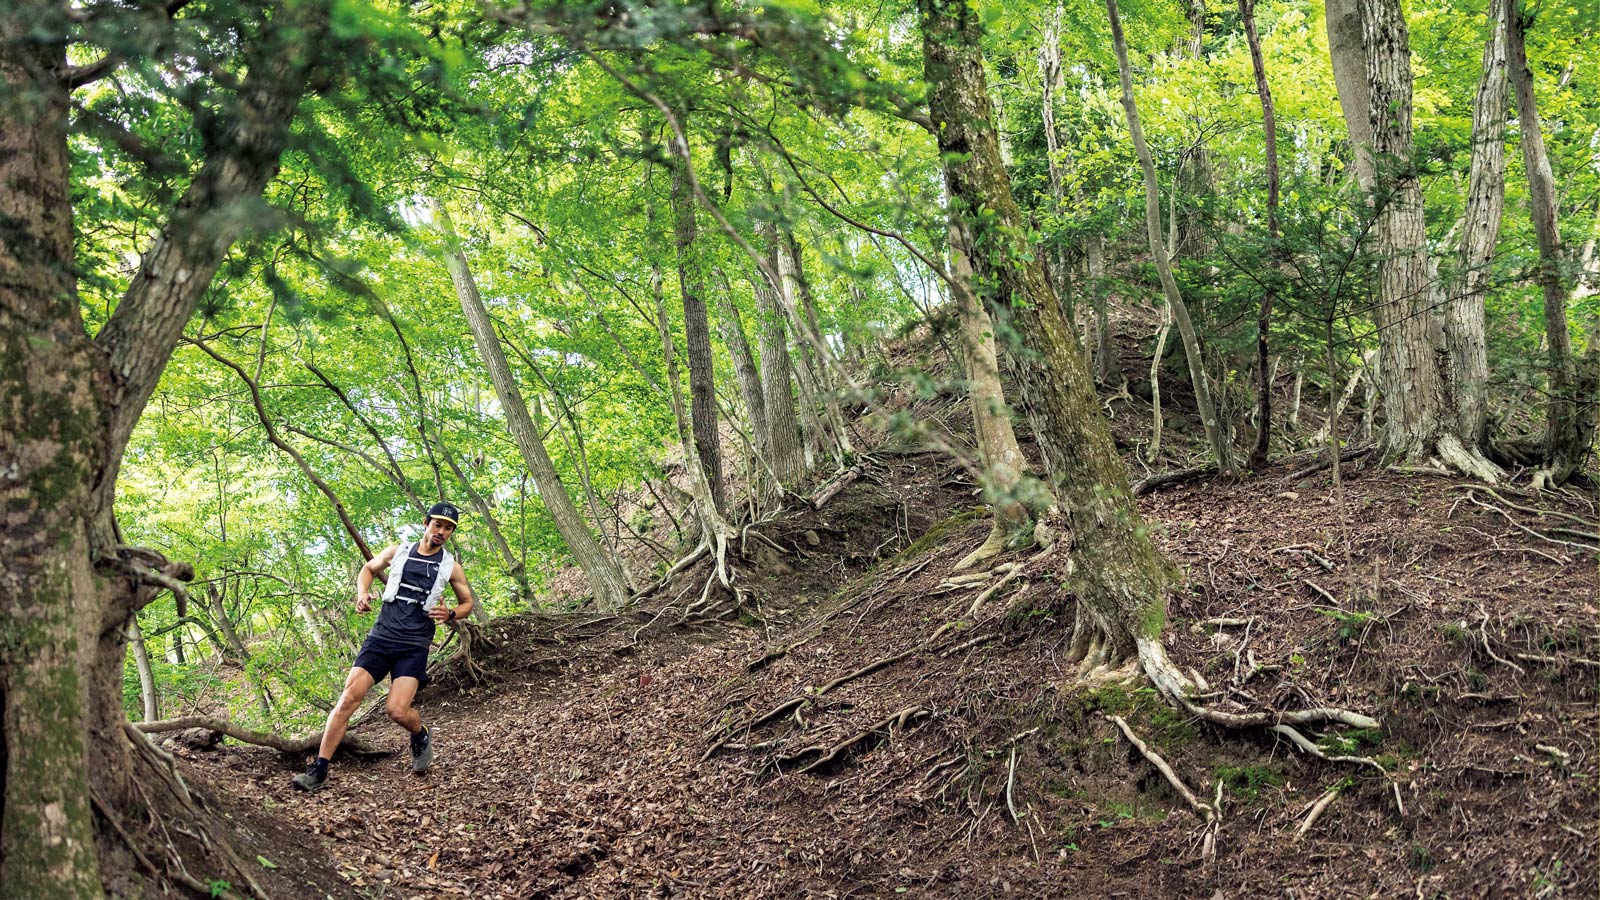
top-left (411, 726), bottom-right (433, 774)
top-left (291, 764), bottom-right (327, 792)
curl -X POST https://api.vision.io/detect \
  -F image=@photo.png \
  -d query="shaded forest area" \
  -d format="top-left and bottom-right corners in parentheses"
top-left (0, 0), bottom-right (1595, 897)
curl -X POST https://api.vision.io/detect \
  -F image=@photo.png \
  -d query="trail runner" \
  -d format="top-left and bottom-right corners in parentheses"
top-left (293, 502), bottom-right (476, 791)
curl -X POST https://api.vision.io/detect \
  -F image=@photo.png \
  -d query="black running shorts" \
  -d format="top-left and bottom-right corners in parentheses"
top-left (353, 636), bottom-right (430, 685)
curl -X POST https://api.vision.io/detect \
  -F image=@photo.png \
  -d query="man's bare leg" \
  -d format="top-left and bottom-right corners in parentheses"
top-left (385, 676), bottom-right (422, 734)
top-left (318, 667), bottom-right (377, 759)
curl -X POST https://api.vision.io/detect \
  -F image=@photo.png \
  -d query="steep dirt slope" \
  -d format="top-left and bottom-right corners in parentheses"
top-left (179, 429), bottom-right (1597, 898)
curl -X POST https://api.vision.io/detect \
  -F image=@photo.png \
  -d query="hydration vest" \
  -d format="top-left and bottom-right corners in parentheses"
top-left (380, 541), bottom-right (455, 610)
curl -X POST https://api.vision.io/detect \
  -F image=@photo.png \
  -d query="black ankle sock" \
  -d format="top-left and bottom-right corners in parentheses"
top-left (313, 757), bottom-right (330, 777)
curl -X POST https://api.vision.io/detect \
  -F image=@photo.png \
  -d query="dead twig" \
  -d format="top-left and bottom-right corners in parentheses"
top-left (1297, 787), bottom-right (1341, 840)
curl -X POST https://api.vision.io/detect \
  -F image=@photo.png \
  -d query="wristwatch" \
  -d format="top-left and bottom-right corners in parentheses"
top-left (445, 608), bottom-right (456, 622)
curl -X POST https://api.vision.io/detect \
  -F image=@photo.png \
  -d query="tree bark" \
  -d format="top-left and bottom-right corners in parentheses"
top-left (2, 3), bottom-right (326, 894)
top-left (753, 228), bottom-right (807, 486)
top-left (1107, 0), bottom-right (1237, 477)
top-left (432, 202), bottom-right (632, 611)
top-left (1450, 0), bottom-right (1509, 451)
top-left (1326, 0), bottom-right (1375, 190)
top-left (948, 218), bottom-right (1035, 570)
top-left (127, 619), bottom-right (159, 724)
top-left (920, 0), bottom-right (1175, 671)
top-left (1240, 0), bottom-right (1280, 470)
top-left (670, 160), bottom-right (727, 512)
top-left (1363, 0), bottom-right (1501, 479)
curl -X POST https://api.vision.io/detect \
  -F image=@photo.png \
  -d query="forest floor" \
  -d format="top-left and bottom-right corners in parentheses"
top-left (175, 364), bottom-right (1598, 899)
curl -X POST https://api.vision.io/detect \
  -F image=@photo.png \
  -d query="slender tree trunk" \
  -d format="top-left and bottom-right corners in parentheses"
top-left (1108, 0), bottom-right (1237, 476)
top-left (920, 0), bottom-right (1175, 673)
top-left (948, 218), bottom-right (1035, 570)
top-left (127, 619), bottom-right (159, 723)
top-left (1040, 2), bottom-right (1070, 303)
top-left (294, 599), bottom-right (332, 652)
top-left (1149, 302), bottom-right (1173, 460)
top-left (753, 228), bottom-right (807, 485)
top-left (786, 234), bottom-right (855, 461)
top-left (710, 268), bottom-right (781, 509)
top-left (1508, 5), bottom-right (1595, 487)
top-left (1088, 236), bottom-right (1111, 382)
top-left (1326, 0), bottom-right (1375, 190)
top-left (1240, 0), bottom-right (1280, 470)
top-left (670, 160), bottom-right (727, 512)
top-left (432, 202), bottom-right (632, 611)
top-left (1450, 0), bottom-right (1509, 452)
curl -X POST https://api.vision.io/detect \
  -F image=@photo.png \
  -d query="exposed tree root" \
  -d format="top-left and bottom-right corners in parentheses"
top-left (1106, 715), bottom-right (1214, 822)
top-left (136, 716), bottom-right (384, 756)
top-left (952, 522), bottom-right (1011, 572)
top-left (1297, 786), bottom-right (1341, 839)
top-left (1268, 723), bottom-right (1405, 817)
top-left (704, 619), bottom-right (964, 761)
top-left (773, 705), bottom-right (931, 775)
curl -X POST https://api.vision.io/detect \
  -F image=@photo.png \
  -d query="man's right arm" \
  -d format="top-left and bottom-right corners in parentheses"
top-left (355, 545), bottom-right (399, 612)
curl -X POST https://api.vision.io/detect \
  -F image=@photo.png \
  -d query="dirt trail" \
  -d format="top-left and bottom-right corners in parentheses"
top-left (182, 447), bottom-right (1597, 899)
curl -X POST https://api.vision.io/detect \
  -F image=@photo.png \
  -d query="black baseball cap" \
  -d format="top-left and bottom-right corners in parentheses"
top-left (426, 502), bottom-right (461, 525)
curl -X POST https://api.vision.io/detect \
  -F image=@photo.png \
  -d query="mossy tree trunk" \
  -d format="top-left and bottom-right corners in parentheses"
top-left (1, 3), bottom-right (330, 895)
top-left (918, 0), bottom-right (1174, 670)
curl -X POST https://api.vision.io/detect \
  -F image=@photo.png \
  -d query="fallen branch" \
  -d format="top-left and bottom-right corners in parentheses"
top-left (1297, 787), bottom-right (1340, 839)
top-left (1280, 446), bottom-right (1373, 481)
top-left (136, 716), bottom-right (384, 756)
top-left (1106, 714), bottom-right (1213, 821)
top-left (809, 464), bottom-right (864, 509)
top-left (1133, 464), bottom-right (1216, 497)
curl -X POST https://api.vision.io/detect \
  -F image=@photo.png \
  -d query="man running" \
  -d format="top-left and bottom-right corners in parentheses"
top-left (293, 502), bottom-right (477, 792)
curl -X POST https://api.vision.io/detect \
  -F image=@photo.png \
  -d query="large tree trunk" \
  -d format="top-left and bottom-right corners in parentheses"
top-left (1240, 0), bottom-right (1280, 471)
top-left (948, 218), bottom-right (1036, 571)
top-left (1450, 0), bottom-right (1509, 452)
top-left (670, 160), bottom-right (728, 512)
top-left (432, 202), bottom-right (633, 611)
top-left (1363, 0), bottom-right (1501, 479)
top-left (919, 0), bottom-right (1174, 672)
top-left (1508, 5), bottom-right (1595, 488)
top-left (1326, 0), bottom-right (1375, 190)
top-left (2, 3), bottom-right (326, 894)
top-left (1108, 0), bottom-right (1237, 477)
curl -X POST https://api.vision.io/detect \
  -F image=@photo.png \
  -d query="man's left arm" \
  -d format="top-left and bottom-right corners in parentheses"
top-left (430, 564), bottom-right (475, 623)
